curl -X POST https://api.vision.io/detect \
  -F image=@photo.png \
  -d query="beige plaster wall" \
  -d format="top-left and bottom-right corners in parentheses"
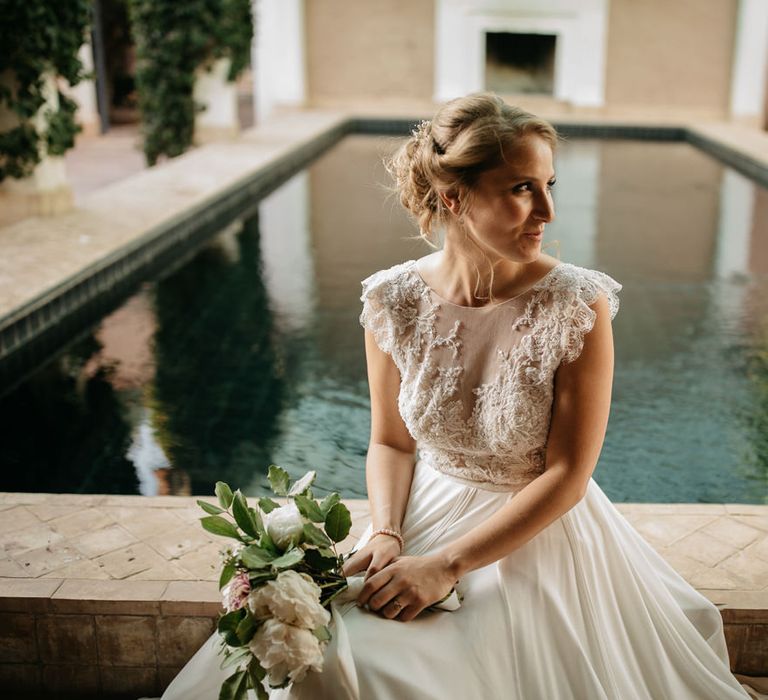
top-left (604, 0), bottom-right (738, 118)
top-left (305, 0), bottom-right (435, 105)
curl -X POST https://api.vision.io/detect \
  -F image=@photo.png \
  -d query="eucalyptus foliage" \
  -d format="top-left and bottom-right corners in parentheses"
top-left (0, 0), bottom-right (90, 181)
top-left (127, 0), bottom-right (253, 166)
top-left (198, 466), bottom-right (352, 699)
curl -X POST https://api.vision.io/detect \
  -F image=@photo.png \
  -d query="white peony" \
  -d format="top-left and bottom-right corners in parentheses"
top-left (247, 570), bottom-right (331, 629)
top-left (266, 501), bottom-right (306, 550)
top-left (249, 618), bottom-right (325, 686)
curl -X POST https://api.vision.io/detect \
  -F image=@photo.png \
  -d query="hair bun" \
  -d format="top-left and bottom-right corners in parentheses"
top-left (384, 92), bottom-right (559, 241)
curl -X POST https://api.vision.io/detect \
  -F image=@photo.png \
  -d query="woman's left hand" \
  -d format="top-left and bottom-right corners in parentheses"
top-left (356, 553), bottom-right (458, 622)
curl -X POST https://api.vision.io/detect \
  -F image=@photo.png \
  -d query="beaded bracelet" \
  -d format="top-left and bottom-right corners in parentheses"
top-left (370, 527), bottom-right (404, 552)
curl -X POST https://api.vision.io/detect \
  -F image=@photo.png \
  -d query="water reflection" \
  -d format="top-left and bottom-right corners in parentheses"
top-left (149, 213), bottom-right (285, 496)
top-left (0, 333), bottom-right (139, 494)
top-left (0, 135), bottom-right (765, 503)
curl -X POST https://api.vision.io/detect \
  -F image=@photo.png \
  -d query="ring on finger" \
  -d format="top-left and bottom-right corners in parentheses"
top-left (389, 597), bottom-right (403, 611)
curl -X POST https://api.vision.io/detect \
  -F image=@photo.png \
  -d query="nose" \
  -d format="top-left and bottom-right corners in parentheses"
top-left (533, 189), bottom-right (555, 223)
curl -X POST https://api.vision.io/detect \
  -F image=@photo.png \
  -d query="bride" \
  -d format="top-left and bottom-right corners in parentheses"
top-left (161, 92), bottom-right (758, 699)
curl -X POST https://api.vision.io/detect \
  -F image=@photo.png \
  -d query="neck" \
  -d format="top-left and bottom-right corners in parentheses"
top-left (437, 226), bottom-right (534, 304)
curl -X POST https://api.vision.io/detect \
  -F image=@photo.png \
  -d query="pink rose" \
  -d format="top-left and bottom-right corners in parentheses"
top-left (222, 571), bottom-right (251, 612)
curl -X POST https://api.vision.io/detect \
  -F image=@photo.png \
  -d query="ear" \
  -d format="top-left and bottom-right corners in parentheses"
top-left (438, 188), bottom-right (461, 217)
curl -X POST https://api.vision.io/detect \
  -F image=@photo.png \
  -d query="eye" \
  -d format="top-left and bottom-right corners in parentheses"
top-left (512, 179), bottom-right (556, 193)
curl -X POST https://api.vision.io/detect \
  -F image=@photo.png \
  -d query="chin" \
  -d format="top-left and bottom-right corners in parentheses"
top-left (519, 247), bottom-right (542, 262)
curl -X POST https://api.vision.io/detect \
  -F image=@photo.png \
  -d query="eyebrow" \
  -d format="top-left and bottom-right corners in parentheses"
top-left (510, 173), bottom-right (557, 180)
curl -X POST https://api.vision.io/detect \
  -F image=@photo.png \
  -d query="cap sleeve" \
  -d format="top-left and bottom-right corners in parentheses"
top-left (359, 269), bottom-right (398, 360)
top-left (560, 267), bottom-right (621, 365)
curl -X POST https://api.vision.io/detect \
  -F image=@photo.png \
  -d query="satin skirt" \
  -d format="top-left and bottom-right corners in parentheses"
top-left (160, 457), bottom-right (753, 700)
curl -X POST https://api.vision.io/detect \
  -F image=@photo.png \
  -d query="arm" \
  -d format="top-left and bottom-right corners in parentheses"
top-left (439, 291), bottom-right (615, 579)
top-left (341, 327), bottom-right (417, 578)
top-left (362, 326), bottom-right (417, 532)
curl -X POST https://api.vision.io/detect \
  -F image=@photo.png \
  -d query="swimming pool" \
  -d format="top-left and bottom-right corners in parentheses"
top-left (1, 134), bottom-right (766, 503)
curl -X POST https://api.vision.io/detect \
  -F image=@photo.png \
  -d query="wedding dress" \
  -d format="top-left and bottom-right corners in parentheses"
top-left (161, 258), bottom-right (756, 700)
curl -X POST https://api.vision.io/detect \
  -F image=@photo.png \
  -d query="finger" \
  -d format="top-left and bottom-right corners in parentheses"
top-left (369, 585), bottom-right (406, 613)
top-left (342, 550), bottom-right (372, 578)
top-left (377, 594), bottom-right (411, 619)
top-left (362, 552), bottom-right (388, 582)
top-left (394, 604), bottom-right (420, 622)
top-left (357, 569), bottom-right (393, 607)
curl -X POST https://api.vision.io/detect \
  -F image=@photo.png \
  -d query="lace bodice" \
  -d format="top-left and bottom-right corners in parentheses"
top-left (358, 259), bottom-right (621, 491)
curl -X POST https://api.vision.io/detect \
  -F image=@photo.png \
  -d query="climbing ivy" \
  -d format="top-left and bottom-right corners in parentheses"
top-left (127, 0), bottom-right (254, 166)
top-left (0, 0), bottom-right (90, 181)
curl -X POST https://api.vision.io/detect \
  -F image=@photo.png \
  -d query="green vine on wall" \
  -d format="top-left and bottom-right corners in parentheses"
top-left (0, 0), bottom-right (90, 182)
top-left (128, 0), bottom-right (254, 166)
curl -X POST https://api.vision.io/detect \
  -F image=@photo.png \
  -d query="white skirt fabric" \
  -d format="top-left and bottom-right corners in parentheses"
top-left (161, 457), bottom-right (754, 700)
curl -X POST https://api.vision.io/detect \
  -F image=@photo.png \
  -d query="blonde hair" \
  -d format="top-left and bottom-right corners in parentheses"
top-left (383, 91), bottom-right (561, 303)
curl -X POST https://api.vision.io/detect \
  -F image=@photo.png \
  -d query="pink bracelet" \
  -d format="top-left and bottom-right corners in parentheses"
top-left (370, 527), bottom-right (404, 552)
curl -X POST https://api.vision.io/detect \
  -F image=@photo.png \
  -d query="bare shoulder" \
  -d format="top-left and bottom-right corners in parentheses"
top-left (537, 252), bottom-right (562, 274)
top-left (414, 251), bottom-right (442, 275)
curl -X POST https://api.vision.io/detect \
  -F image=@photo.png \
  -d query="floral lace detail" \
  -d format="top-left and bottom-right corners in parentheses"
top-left (359, 259), bottom-right (621, 490)
top-left (358, 261), bottom-right (435, 375)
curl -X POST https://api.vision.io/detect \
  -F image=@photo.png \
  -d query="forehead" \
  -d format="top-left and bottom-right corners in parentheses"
top-left (481, 134), bottom-right (554, 181)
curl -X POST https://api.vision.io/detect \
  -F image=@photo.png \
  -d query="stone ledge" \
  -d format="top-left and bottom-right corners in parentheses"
top-left (0, 492), bottom-right (765, 696)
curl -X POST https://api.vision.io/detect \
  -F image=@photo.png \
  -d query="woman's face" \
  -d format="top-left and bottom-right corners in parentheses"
top-left (453, 134), bottom-right (556, 262)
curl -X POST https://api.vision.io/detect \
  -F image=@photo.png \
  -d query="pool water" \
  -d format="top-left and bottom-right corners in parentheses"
top-left (1, 135), bottom-right (766, 503)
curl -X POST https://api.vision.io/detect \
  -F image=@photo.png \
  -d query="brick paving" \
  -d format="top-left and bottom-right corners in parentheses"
top-left (0, 491), bottom-right (764, 600)
top-left (0, 492), bottom-right (371, 583)
top-left (0, 493), bottom-right (766, 697)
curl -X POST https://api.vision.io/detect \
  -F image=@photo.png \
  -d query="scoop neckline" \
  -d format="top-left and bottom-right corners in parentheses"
top-left (407, 259), bottom-right (563, 310)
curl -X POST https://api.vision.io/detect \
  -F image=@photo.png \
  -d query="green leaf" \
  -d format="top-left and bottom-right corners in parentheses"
top-left (259, 530), bottom-right (280, 556)
top-left (267, 465), bottom-right (290, 496)
top-left (312, 624), bottom-right (331, 642)
top-left (240, 545), bottom-right (275, 569)
top-left (220, 646), bottom-right (250, 670)
top-left (201, 516), bottom-right (242, 541)
top-left (302, 522), bottom-right (332, 548)
top-left (232, 490), bottom-right (259, 538)
top-left (319, 492), bottom-right (341, 517)
top-left (247, 657), bottom-right (269, 700)
top-left (248, 656), bottom-right (267, 681)
top-left (288, 470), bottom-right (317, 496)
top-left (294, 494), bottom-right (325, 523)
top-left (219, 669), bottom-right (248, 700)
top-left (216, 482), bottom-right (235, 510)
top-left (236, 613), bottom-right (256, 644)
top-left (270, 546), bottom-right (305, 569)
top-left (258, 497), bottom-right (280, 514)
top-left (219, 561), bottom-right (236, 589)
top-left (252, 680), bottom-right (269, 700)
top-left (248, 507), bottom-right (265, 534)
top-left (218, 609), bottom-right (246, 647)
top-left (304, 547), bottom-right (338, 571)
top-left (248, 571), bottom-right (277, 586)
top-left (197, 499), bottom-right (225, 515)
top-left (324, 503), bottom-right (352, 543)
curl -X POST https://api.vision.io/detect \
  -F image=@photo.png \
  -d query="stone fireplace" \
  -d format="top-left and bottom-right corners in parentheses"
top-left (435, 0), bottom-right (609, 107)
top-left (484, 32), bottom-right (557, 95)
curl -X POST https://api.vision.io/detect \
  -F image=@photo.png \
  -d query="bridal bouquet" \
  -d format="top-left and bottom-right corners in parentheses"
top-left (198, 465), bottom-right (463, 699)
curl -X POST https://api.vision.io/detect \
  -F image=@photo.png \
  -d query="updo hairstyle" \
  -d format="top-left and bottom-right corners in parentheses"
top-left (384, 92), bottom-right (560, 244)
